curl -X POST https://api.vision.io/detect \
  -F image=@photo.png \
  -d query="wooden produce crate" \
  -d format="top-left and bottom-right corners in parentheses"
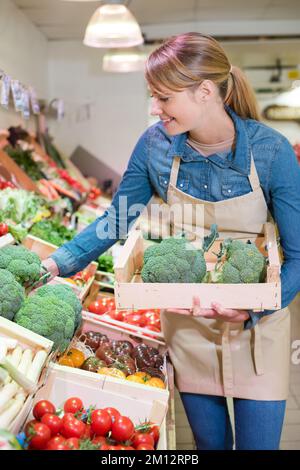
top-left (0, 233), bottom-right (15, 249)
top-left (114, 223), bottom-right (281, 312)
top-left (0, 317), bottom-right (53, 434)
top-left (53, 313), bottom-right (169, 424)
top-left (22, 234), bottom-right (57, 260)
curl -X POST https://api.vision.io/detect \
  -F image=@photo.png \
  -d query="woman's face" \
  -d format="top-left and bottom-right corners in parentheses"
top-left (149, 84), bottom-right (211, 135)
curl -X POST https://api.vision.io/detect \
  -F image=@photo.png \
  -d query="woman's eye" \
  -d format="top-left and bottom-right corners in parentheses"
top-left (159, 97), bottom-right (169, 102)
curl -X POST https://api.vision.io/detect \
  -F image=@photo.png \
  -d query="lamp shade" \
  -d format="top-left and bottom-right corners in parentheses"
top-left (83, 4), bottom-right (143, 48)
top-left (103, 49), bottom-right (146, 72)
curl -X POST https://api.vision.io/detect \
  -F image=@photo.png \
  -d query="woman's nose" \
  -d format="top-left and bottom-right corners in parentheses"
top-left (150, 99), bottom-right (162, 116)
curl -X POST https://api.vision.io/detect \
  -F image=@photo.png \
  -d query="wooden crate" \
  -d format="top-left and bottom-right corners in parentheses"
top-left (0, 233), bottom-right (15, 249)
top-left (22, 234), bottom-right (57, 260)
top-left (114, 223), bottom-right (281, 312)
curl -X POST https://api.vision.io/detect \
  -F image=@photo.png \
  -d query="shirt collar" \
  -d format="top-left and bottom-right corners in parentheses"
top-left (168, 106), bottom-right (251, 175)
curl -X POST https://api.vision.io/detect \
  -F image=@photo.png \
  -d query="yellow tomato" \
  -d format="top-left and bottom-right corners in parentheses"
top-left (67, 348), bottom-right (85, 368)
top-left (134, 372), bottom-right (151, 380)
top-left (98, 367), bottom-right (127, 380)
top-left (147, 378), bottom-right (166, 389)
top-left (126, 375), bottom-right (146, 385)
top-left (58, 355), bottom-right (74, 367)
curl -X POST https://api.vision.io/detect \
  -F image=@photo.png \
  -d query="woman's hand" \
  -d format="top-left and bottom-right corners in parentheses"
top-left (166, 297), bottom-right (249, 323)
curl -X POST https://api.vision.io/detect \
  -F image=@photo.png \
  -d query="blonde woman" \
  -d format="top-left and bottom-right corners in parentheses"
top-left (44, 33), bottom-right (300, 450)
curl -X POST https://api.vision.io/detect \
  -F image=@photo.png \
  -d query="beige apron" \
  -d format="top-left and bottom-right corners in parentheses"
top-left (161, 154), bottom-right (290, 400)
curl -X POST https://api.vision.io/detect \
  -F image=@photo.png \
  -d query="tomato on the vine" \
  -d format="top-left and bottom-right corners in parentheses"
top-left (136, 443), bottom-right (155, 450)
top-left (132, 432), bottom-right (154, 448)
top-left (90, 409), bottom-right (112, 436)
top-left (46, 436), bottom-right (68, 451)
top-left (102, 407), bottom-right (121, 423)
top-left (111, 416), bottom-right (135, 442)
top-left (64, 397), bottom-right (83, 414)
top-left (33, 400), bottom-right (56, 420)
top-left (61, 415), bottom-right (86, 439)
top-left (66, 437), bottom-right (80, 450)
top-left (26, 422), bottom-right (51, 450)
top-left (41, 414), bottom-right (62, 436)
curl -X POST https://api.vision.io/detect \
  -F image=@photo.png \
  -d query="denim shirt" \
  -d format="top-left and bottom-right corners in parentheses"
top-left (51, 107), bottom-right (300, 328)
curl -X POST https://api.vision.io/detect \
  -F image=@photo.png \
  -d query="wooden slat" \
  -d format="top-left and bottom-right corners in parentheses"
top-left (114, 230), bottom-right (144, 282)
top-left (0, 149), bottom-right (39, 192)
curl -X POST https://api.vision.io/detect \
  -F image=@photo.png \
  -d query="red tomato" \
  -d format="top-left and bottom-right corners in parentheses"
top-left (0, 223), bottom-right (8, 236)
top-left (46, 436), bottom-right (68, 451)
top-left (64, 397), bottom-right (83, 414)
top-left (61, 416), bottom-right (86, 439)
top-left (41, 414), bottom-right (62, 436)
top-left (136, 444), bottom-right (155, 450)
top-left (102, 407), bottom-right (121, 423)
top-left (132, 432), bottom-right (154, 448)
top-left (66, 437), bottom-right (80, 450)
top-left (91, 409), bottom-right (112, 436)
top-left (109, 310), bottom-right (127, 322)
top-left (99, 444), bottom-right (111, 451)
top-left (92, 436), bottom-right (107, 448)
top-left (26, 422), bottom-right (51, 450)
top-left (124, 314), bottom-right (146, 327)
top-left (148, 425), bottom-right (160, 444)
top-left (82, 423), bottom-right (93, 439)
top-left (88, 299), bottom-right (110, 315)
top-left (33, 400), bottom-right (56, 420)
top-left (111, 416), bottom-right (135, 442)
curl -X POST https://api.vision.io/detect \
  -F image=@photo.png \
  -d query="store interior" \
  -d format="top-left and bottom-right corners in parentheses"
top-left (0, 0), bottom-right (300, 451)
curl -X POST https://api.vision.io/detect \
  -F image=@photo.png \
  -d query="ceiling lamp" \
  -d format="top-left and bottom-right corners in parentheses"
top-left (103, 48), bottom-right (146, 72)
top-left (83, 3), bottom-right (143, 48)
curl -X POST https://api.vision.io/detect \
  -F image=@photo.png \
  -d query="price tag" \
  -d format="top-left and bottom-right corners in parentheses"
top-left (29, 86), bottom-right (40, 115)
top-left (11, 79), bottom-right (23, 112)
top-left (22, 88), bottom-right (30, 120)
top-left (0, 73), bottom-right (11, 109)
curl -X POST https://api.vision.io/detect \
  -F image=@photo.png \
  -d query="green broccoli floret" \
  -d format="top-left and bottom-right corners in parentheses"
top-left (0, 245), bottom-right (41, 286)
top-left (0, 269), bottom-right (25, 320)
top-left (209, 239), bottom-right (266, 284)
top-left (35, 284), bottom-right (82, 331)
top-left (14, 294), bottom-right (75, 352)
top-left (141, 237), bottom-right (207, 283)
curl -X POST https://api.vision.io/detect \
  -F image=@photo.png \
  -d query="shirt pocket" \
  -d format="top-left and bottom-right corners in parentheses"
top-left (221, 175), bottom-right (252, 198)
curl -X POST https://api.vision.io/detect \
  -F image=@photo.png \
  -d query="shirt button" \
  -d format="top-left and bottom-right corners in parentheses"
top-left (204, 185), bottom-right (208, 189)
top-left (180, 183), bottom-right (183, 187)
top-left (228, 189), bottom-right (232, 193)
top-left (164, 180), bottom-right (167, 184)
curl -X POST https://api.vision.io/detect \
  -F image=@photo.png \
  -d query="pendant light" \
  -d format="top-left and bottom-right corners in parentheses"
top-left (83, 2), bottom-right (143, 48)
top-left (102, 48), bottom-right (146, 73)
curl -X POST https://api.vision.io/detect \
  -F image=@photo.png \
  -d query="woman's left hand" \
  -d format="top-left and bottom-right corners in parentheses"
top-left (166, 296), bottom-right (250, 323)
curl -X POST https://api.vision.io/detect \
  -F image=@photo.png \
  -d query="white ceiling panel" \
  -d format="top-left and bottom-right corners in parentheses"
top-left (11, 0), bottom-right (300, 40)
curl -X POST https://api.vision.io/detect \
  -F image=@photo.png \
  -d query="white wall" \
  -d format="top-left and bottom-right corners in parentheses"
top-left (48, 41), bottom-right (148, 175)
top-left (0, 0), bottom-right (49, 132)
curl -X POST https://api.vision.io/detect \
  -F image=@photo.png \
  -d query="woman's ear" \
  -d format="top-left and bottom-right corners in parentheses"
top-left (195, 80), bottom-right (216, 103)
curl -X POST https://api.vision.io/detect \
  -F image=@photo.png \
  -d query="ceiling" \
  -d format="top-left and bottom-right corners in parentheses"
top-left (12, 0), bottom-right (300, 42)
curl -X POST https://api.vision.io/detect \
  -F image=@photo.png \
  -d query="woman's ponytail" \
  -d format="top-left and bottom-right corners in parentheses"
top-left (225, 66), bottom-right (261, 121)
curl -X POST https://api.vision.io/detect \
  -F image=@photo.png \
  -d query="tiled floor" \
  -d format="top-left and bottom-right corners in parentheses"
top-left (174, 294), bottom-right (300, 450)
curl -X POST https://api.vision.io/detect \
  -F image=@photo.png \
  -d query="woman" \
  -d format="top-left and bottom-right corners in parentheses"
top-left (43, 33), bottom-right (300, 450)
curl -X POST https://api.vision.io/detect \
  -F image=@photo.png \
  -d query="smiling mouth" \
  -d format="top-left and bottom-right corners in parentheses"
top-left (161, 117), bottom-right (175, 124)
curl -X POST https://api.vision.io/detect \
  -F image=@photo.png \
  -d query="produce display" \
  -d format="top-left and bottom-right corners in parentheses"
top-left (18, 397), bottom-right (160, 450)
top-left (97, 253), bottom-right (114, 274)
top-left (0, 188), bottom-right (48, 226)
top-left (58, 331), bottom-right (166, 388)
top-left (0, 337), bottom-right (48, 429)
top-left (5, 145), bottom-right (45, 182)
top-left (29, 218), bottom-right (76, 247)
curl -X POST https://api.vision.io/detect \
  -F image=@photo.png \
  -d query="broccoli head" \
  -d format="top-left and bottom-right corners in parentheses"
top-left (14, 294), bottom-right (75, 352)
top-left (35, 284), bottom-right (82, 331)
top-left (0, 269), bottom-right (25, 320)
top-left (0, 245), bottom-right (41, 286)
top-left (209, 239), bottom-right (266, 284)
top-left (141, 237), bottom-right (207, 283)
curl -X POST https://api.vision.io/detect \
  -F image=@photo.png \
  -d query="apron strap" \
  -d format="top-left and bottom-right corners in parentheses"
top-left (221, 323), bottom-right (234, 396)
top-left (169, 156), bottom-right (181, 187)
top-left (253, 323), bottom-right (265, 376)
top-left (248, 152), bottom-right (261, 192)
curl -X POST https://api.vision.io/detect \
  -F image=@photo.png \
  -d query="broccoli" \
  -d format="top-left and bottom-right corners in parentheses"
top-left (35, 284), bottom-right (82, 331)
top-left (0, 269), bottom-right (25, 320)
top-left (0, 245), bottom-right (41, 286)
top-left (14, 294), bottom-right (76, 352)
top-left (209, 239), bottom-right (267, 284)
top-left (141, 237), bottom-right (207, 283)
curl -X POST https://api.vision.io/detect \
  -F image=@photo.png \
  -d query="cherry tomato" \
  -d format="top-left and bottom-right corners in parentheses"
top-left (41, 414), bottom-right (62, 436)
top-left (92, 436), bottom-right (107, 449)
top-left (136, 443), bottom-right (155, 450)
top-left (0, 223), bottom-right (9, 236)
top-left (61, 416), bottom-right (86, 439)
top-left (109, 310), bottom-right (127, 322)
top-left (66, 437), bottom-right (80, 450)
top-left (88, 299), bottom-right (110, 315)
top-left (102, 407), bottom-right (121, 423)
top-left (148, 425), bottom-right (160, 444)
top-left (33, 400), bottom-right (56, 420)
top-left (64, 397), bottom-right (84, 414)
top-left (26, 422), bottom-right (51, 450)
top-left (111, 416), bottom-right (135, 442)
top-left (132, 432), bottom-right (154, 448)
top-left (91, 409), bottom-right (112, 436)
top-left (124, 314), bottom-right (146, 327)
top-left (81, 423), bottom-right (93, 439)
top-left (46, 436), bottom-right (68, 451)
top-left (100, 444), bottom-right (111, 450)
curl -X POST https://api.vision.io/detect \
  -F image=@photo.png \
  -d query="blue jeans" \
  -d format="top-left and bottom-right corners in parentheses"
top-left (180, 393), bottom-right (286, 450)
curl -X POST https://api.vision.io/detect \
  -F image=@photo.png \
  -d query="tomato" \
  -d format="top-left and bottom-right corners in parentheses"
top-left (64, 397), bottom-right (84, 414)
top-left (100, 444), bottom-right (112, 450)
top-left (136, 444), bottom-right (155, 450)
top-left (81, 423), bottom-right (93, 440)
top-left (58, 355), bottom-right (74, 367)
top-left (148, 425), bottom-right (160, 444)
top-left (33, 400), bottom-right (56, 420)
top-left (124, 314), bottom-right (146, 327)
top-left (111, 416), bottom-right (135, 442)
top-left (102, 407), bottom-right (121, 423)
top-left (26, 422), bottom-right (51, 450)
top-left (109, 310), bottom-right (127, 322)
top-left (91, 409), bottom-right (112, 436)
top-left (0, 223), bottom-right (8, 237)
top-left (126, 375), bottom-right (146, 385)
top-left (41, 414), bottom-right (62, 436)
top-left (92, 436), bottom-right (107, 448)
top-left (66, 349), bottom-right (85, 368)
top-left (60, 416), bottom-right (86, 439)
top-left (98, 367), bottom-right (127, 380)
top-left (66, 437), bottom-right (80, 450)
top-left (88, 299), bottom-right (110, 315)
top-left (46, 436), bottom-right (68, 451)
top-left (132, 432), bottom-right (154, 448)
top-left (147, 378), bottom-right (165, 389)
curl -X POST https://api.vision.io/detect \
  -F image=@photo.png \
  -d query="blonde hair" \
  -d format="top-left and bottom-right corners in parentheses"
top-left (145, 32), bottom-right (261, 121)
